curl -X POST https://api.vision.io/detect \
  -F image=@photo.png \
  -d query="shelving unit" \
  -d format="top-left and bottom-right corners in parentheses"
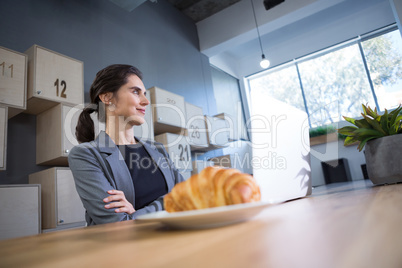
top-left (185, 102), bottom-right (209, 150)
top-left (149, 86), bottom-right (186, 135)
top-left (0, 46), bottom-right (27, 118)
top-left (36, 103), bottom-right (81, 165)
top-left (29, 167), bottom-right (86, 231)
top-left (0, 184), bottom-right (41, 240)
top-left (154, 132), bottom-right (192, 172)
top-left (202, 115), bottom-right (230, 150)
top-left (24, 44), bottom-right (84, 115)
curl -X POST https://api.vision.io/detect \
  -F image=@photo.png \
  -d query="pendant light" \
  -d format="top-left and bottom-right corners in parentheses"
top-left (250, 0), bottom-right (270, 69)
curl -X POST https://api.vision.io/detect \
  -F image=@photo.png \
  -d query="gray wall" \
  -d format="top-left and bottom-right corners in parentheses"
top-left (0, 0), bottom-right (217, 183)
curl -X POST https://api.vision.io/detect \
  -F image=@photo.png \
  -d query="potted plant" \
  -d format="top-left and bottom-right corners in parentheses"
top-left (338, 104), bottom-right (402, 185)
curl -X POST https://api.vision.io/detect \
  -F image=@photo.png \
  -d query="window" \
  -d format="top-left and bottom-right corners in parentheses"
top-left (249, 64), bottom-right (305, 112)
top-left (298, 44), bottom-right (375, 127)
top-left (361, 30), bottom-right (402, 110)
top-left (247, 25), bottom-right (402, 128)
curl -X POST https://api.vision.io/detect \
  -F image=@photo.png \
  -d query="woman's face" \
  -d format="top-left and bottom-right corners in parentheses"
top-left (111, 74), bottom-right (150, 126)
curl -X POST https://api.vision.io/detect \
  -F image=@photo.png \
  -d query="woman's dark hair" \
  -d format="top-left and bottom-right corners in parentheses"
top-left (75, 64), bottom-right (143, 143)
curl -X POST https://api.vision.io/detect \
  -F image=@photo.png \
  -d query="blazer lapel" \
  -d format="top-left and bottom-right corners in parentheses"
top-left (95, 132), bottom-right (135, 205)
top-left (138, 138), bottom-right (175, 191)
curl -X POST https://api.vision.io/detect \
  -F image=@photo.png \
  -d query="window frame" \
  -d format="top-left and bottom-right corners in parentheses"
top-left (246, 23), bottom-right (401, 128)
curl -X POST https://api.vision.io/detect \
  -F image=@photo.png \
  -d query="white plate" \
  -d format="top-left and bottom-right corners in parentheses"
top-left (136, 201), bottom-right (274, 229)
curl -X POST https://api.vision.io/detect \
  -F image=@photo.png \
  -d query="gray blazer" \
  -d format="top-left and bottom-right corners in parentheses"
top-left (68, 131), bottom-right (184, 226)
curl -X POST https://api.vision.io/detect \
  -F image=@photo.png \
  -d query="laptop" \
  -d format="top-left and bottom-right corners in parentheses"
top-left (250, 96), bottom-right (312, 203)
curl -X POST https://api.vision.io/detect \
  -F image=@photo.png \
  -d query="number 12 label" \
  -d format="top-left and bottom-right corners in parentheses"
top-left (54, 78), bottom-right (67, 98)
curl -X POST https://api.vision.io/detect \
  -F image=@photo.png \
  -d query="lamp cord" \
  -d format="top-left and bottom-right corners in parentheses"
top-left (250, 0), bottom-right (264, 55)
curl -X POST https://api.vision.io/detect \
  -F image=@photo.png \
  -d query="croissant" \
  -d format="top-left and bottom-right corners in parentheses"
top-left (164, 166), bottom-right (261, 212)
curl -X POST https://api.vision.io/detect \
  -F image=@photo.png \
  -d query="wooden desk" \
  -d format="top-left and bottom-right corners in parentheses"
top-left (1, 180), bottom-right (402, 268)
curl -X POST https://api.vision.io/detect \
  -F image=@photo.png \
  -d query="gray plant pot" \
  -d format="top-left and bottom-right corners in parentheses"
top-left (364, 134), bottom-right (402, 185)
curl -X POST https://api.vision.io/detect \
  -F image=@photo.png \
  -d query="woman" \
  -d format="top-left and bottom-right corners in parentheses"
top-left (68, 64), bottom-right (184, 226)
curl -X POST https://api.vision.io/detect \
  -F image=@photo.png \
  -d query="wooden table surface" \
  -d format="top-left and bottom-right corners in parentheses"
top-left (1, 180), bottom-right (402, 268)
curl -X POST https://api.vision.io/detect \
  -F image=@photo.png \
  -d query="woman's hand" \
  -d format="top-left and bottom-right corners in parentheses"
top-left (103, 190), bottom-right (135, 215)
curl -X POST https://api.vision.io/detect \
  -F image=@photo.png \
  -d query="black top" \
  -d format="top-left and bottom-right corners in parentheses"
top-left (118, 143), bottom-right (168, 210)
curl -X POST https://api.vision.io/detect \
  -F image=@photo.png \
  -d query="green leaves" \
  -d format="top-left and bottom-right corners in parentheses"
top-left (338, 126), bottom-right (358, 136)
top-left (343, 116), bottom-right (356, 125)
top-left (338, 104), bottom-right (402, 151)
top-left (361, 114), bottom-right (387, 135)
top-left (362, 104), bottom-right (379, 120)
top-left (380, 109), bottom-right (389, 133)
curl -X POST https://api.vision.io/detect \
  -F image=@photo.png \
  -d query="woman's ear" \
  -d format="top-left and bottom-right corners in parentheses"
top-left (99, 92), bottom-right (113, 104)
